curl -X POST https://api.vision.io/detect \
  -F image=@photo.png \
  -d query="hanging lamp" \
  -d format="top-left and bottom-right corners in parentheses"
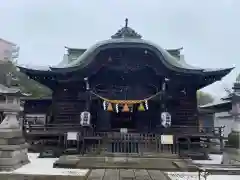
top-left (138, 103), bottom-right (145, 111)
top-left (107, 103), bottom-right (113, 111)
top-left (122, 104), bottom-right (129, 112)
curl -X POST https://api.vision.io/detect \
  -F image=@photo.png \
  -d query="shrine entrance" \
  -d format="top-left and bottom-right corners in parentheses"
top-left (110, 112), bottom-right (136, 131)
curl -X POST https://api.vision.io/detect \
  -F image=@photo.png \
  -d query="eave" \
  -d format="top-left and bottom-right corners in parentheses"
top-left (17, 66), bottom-right (59, 90)
top-left (200, 100), bottom-right (231, 109)
top-left (199, 100), bottom-right (232, 113)
top-left (20, 96), bottom-right (52, 101)
top-left (17, 65), bottom-right (234, 86)
top-left (0, 84), bottom-right (29, 97)
top-left (202, 67), bottom-right (234, 76)
top-left (196, 67), bottom-right (234, 89)
top-left (17, 66), bottom-right (52, 75)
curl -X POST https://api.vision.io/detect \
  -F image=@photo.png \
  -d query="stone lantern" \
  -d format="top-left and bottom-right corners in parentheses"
top-left (0, 84), bottom-right (29, 171)
top-left (223, 79), bottom-right (240, 164)
top-left (228, 81), bottom-right (240, 147)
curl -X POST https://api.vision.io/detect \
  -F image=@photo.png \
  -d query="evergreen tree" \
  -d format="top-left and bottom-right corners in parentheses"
top-left (0, 61), bottom-right (51, 97)
top-left (197, 91), bottom-right (214, 105)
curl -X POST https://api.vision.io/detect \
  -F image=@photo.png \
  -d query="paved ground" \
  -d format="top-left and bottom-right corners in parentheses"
top-left (1, 153), bottom-right (240, 180)
top-left (87, 169), bottom-right (171, 180)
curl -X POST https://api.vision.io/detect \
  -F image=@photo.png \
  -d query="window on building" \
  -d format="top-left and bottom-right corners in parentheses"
top-left (4, 50), bottom-right (11, 56)
top-left (3, 49), bottom-right (12, 60)
top-left (0, 95), bottom-right (6, 101)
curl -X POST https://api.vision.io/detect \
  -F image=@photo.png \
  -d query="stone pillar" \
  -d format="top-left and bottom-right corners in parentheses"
top-left (0, 102), bottom-right (29, 171)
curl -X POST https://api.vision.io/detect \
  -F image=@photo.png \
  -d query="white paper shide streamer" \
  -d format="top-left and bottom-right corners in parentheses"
top-left (103, 101), bottom-right (107, 110)
top-left (115, 104), bottom-right (119, 113)
top-left (145, 100), bottom-right (149, 110)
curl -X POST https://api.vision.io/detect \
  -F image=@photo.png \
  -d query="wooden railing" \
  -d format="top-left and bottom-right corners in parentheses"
top-left (23, 123), bottom-right (225, 156)
top-left (63, 132), bottom-right (177, 155)
top-left (23, 123), bottom-right (224, 137)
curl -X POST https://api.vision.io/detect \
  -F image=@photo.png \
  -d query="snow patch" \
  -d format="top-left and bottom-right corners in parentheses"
top-left (193, 154), bottom-right (223, 165)
top-left (167, 172), bottom-right (240, 180)
top-left (0, 153), bottom-right (89, 177)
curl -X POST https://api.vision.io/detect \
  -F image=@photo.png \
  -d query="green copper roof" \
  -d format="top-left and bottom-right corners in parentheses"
top-left (52, 39), bottom-right (192, 69)
top-left (51, 38), bottom-right (229, 74)
top-left (59, 47), bottom-right (182, 67)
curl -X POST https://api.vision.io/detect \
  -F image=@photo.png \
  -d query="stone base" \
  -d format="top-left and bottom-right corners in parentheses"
top-left (53, 154), bottom-right (198, 171)
top-left (0, 129), bottom-right (29, 171)
top-left (0, 129), bottom-right (23, 139)
top-left (223, 147), bottom-right (240, 165)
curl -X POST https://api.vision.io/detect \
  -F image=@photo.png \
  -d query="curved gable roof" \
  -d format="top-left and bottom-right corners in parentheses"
top-left (51, 38), bottom-right (204, 72)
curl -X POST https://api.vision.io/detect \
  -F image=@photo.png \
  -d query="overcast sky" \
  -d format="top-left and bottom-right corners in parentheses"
top-left (0, 0), bottom-right (239, 98)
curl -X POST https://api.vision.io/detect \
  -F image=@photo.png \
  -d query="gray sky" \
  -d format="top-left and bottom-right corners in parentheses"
top-left (0, 0), bottom-right (239, 98)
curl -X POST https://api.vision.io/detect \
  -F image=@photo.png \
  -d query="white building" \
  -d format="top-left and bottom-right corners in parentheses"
top-left (199, 99), bottom-right (232, 138)
top-left (0, 38), bottom-right (19, 62)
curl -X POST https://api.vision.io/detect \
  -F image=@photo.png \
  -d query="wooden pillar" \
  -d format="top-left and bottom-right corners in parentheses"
top-left (84, 77), bottom-right (91, 111)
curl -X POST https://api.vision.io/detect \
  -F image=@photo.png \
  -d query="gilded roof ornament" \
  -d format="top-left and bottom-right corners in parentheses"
top-left (111, 18), bottom-right (142, 39)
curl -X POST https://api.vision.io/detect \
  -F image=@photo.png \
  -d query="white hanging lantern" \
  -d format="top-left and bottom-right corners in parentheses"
top-left (80, 111), bottom-right (91, 126)
top-left (161, 112), bottom-right (171, 128)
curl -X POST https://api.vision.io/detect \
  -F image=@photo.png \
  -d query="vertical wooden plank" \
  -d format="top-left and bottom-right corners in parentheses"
top-left (87, 169), bottom-right (106, 180)
top-left (147, 170), bottom-right (170, 180)
top-left (103, 169), bottom-right (119, 180)
top-left (134, 169), bottom-right (151, 180)
top-left (120, 169), bottom-right (135, 180)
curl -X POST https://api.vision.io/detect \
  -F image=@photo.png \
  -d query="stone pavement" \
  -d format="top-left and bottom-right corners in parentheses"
top-left (87, 169), bottom-right (171, 180)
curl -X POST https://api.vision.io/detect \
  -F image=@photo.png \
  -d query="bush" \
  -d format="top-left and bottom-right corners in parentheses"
top-left (227, 131), bottom-right (240, 148)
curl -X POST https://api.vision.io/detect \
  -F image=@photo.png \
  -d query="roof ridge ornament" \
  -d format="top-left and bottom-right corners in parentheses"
top-left (125, 18), bottom-right (128, 28)
top-left (111, 18), bottom-right (142, 39)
